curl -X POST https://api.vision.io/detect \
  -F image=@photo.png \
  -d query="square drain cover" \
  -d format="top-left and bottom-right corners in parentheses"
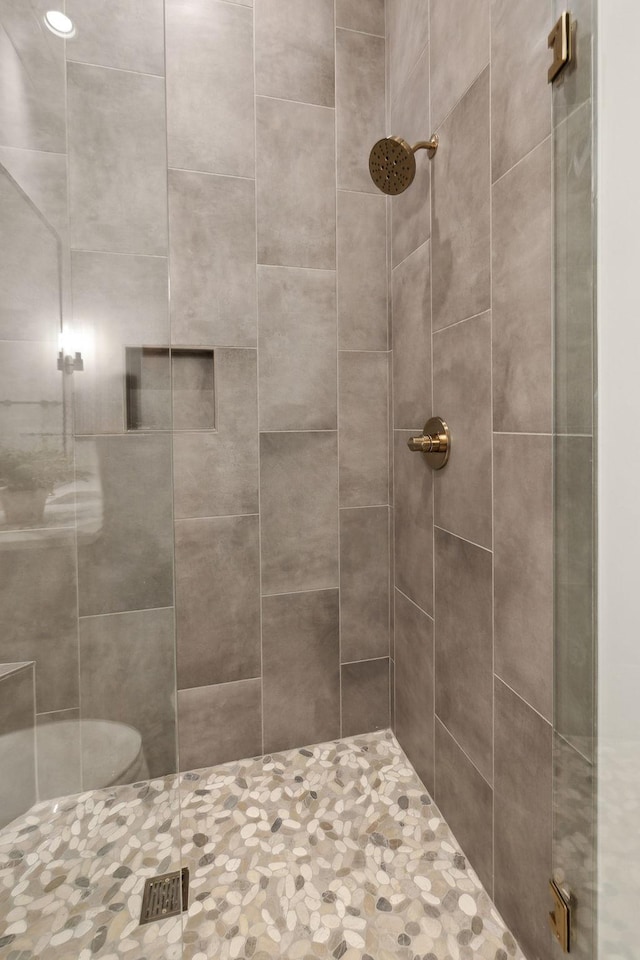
top-left (140, 867), bottom-right (189, 924)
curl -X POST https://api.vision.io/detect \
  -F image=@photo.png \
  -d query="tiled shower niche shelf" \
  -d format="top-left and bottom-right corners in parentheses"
top-left (125, 347), bottom-right (215, 432)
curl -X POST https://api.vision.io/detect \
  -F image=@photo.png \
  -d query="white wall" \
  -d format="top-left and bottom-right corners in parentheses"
top-left (597, 2), bottom-right (640, 955)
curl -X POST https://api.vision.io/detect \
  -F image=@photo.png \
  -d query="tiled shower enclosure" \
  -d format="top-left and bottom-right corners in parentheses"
top-left (0, 1), bottom-right (597, 959)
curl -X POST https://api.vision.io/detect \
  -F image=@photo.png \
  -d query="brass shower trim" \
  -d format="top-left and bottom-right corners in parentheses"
top-left (407, 416), bottom-right (450, 470)
top-left (369, 135), bottom-right (439, 195)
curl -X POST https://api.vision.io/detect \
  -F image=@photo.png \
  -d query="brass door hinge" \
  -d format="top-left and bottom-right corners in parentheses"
top-left (548, 12), bottom-right (573, 83)
top-left (549, 879), bottom-right (572, 952)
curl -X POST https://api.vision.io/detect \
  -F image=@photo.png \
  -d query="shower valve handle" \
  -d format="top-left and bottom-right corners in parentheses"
top-left (407, 417), bottom-right (451, 470)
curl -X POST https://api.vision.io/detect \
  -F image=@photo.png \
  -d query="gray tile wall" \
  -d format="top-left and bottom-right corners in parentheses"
top-left (0, 0), bottom-right (392, 820)
top-left (386, 2), bottom-right (555, 958)
top-left (168, 0), bottom-right (391, 767)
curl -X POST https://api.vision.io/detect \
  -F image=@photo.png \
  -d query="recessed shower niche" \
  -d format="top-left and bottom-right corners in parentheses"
top-left (125, 347), bottom-right (215, 432)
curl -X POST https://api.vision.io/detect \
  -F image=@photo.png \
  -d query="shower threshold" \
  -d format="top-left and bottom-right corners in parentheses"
top-left (0, 731), bottom-right (525, 959)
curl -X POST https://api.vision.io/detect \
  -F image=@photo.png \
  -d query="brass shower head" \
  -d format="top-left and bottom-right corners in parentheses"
top-left (368, 135), bottom-right (439, 195)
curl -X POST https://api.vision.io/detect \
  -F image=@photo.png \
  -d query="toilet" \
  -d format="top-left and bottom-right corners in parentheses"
top-left (37, 719), bottom-right (149, 798)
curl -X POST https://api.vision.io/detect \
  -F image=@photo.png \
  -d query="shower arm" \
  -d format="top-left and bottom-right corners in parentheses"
top-left (411, 136), bottom-right (439, 158)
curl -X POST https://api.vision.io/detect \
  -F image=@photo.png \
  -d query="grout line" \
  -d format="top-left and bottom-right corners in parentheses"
top-left (168, 166), bottom-right (255, 183)
top-left (174, 513), bottom-right (259, 523)
top-left (433, 524), bottom-right (493, 554)
top-left (335, 25), bottom-right (385, 40)
top-left (390, 235), bottom-right (430, 274)
top-left (256, 262), bottom-right (335, 273)
top-left (494, 674), bottom-right (553, 728)
top-left (435, 714), bottom-right (493, 789)
top-left (339, 503), bottom-right (389, 511)
top-left (258, 428), bottom-right (337, 434)
top-left (341, 656), bottom-right (390, 667)
top-left (256, 93), bottom-right (335, 112)
top-left (489, 31), bottom-right (496, 897)
top-left (492, 132), bottom-right (552, 188)
top-left (339, 348), bottom-right (391, 354)
top-left (252, 0), bottom-right (265, 759)
top-left (69, 248), bottom-right (168, 260)
top-left (333, 0), bottom-right (343, 741)
top-left (395, 587), bottom-right (434, 623)
top-left (428, 28), bottom-right (437, 802)
top-left (432, 308), bottom-right (492, 335)
top-left (66, 59), bottom-right (165, 80)
top-left (178, 676), bottom-right (262, 695)
top-left (430, 61), bottom-right (490, 136)
top-left (78, 606), bottom-right (175, 621)
top-left (493, 431), bottom-right (553, 437)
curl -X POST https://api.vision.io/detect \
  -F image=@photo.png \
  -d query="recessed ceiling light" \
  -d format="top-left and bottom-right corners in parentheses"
top-left (44, 10), bottom-right (76, 38)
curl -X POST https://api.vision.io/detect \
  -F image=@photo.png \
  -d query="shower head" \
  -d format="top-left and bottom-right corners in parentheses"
top-left (368, 134), bottom-right (439, 195)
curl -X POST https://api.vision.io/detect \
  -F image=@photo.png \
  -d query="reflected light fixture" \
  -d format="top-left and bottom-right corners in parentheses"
top-left (44, 10), bottom-right (76, 38)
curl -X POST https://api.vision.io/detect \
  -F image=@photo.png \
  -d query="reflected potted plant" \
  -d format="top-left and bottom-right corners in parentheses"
top-left (0, 446), bottom-right (78, 525)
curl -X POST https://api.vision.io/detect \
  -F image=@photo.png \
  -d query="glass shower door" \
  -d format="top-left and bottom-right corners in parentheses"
top-left (552, 1), bottom-right (597, 957)
top-left (0, 2), bottom-right (183, 956)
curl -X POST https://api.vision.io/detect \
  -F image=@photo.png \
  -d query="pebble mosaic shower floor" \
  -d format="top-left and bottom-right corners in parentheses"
top-left (0, 731), bottom-right (525, 960)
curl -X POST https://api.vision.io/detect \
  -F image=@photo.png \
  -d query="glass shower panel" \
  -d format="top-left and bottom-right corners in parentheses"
top-left (0, 2), bottom-right (182, 955)
top-left (552, 1), bottom-right (597, 957)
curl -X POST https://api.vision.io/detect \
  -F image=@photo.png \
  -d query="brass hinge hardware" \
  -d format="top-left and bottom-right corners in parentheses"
top-left (549, 878), bottom-right (572, 953)
top-left (548, 12), bottom-right (573, 83)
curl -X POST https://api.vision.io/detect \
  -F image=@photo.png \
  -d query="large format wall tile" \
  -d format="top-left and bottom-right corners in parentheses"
top-left (394, 589), bottom-right (434, 792)
top-left (0, 664), bottom-right (36, 829)
top-left (494, 679), bottom-right (553, 960)
top-left (430, 0), bottom-right (490, 130)
top-left (260, 432), bottom-right (339, 595)
top-left (387, 0), bottom-right (429, 106)
top-left (67, 63), bottom-right (167, 255)
top-left (339, 352), bottom-right (389, 507)
top-left (173, 349), bottom-right (258, 519)
top-left (494, 434), bottom-right (553, 720)
top-left (491, 0), bottom-right (551, 182)
top-left (255, 0), bottom-right (334, 107)
top-left (341, 659), bottom-right (390, 737)
top-left (67, 0), bottom-right (165, 75)
top-left (76, 434), bottom-right (174, 616)
top-left (492, 138), bottom-right (552, 434)
top-left (336, 0), bottom-right (385, 36)
top-left (433, 312), bottom-right (492, 547)
top-left (435, 719), bottom-right (493, 894)
top-left (178, 679), bottom-right (262, 771)
top-left (394, 432), bottom-right (433, 615)
top-left (169, 170), bottom-right (256, 346)
top-left (336, 29), bottom-right (385, 194)
top-left (555, 436), bottom-right (595, 752)
top-left (0, 146), bottom-right (68, 241)
top-left (0, 3), bottom-right (65, 153)
top-left (79, 608), bottom-right (176, 779)
top-left (392, 240), bottom-right (431, 429)
top-left (256, 97), bottom-right (335, 269)
top-left (166, 0), bottom-right (254, 178)
top-left (175, 516), bottom-right (260, 689)
top-left (258, 266), bottom-right (337, 431)
top-left (555, 103), bottom-right (594, 436)
top-left (390, 47), bottom-right (430, 268)
top-left (263, 590), bottom-right (340, 752)
top-left (340, 507), bottom-right (390, 663)
top-left (432, 68), bottom-right (490, 330)
top-left (0, 172), bottom-right (60, 343)
top-left (0, 536), bottom-right (78, 714)
top-left (71, 251), bottom-right (169, 435)
top-left (435, 528), bottom-right (493, 782)
top-left (337, 191), bottom-right (388, 351)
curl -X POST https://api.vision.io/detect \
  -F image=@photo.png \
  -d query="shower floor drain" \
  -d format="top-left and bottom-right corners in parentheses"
top-left (139, 867), bottom-right (189, 924)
